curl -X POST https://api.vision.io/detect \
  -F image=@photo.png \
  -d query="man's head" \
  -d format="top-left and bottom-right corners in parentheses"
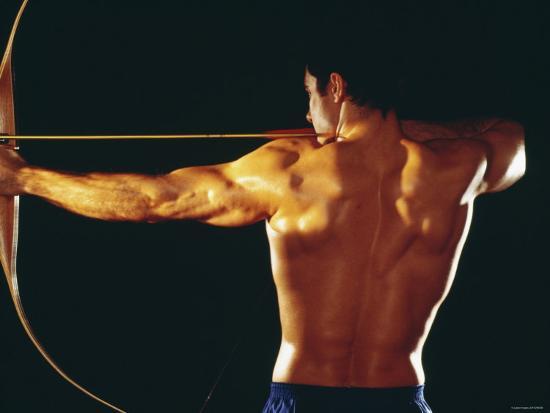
top-left (304, 65), bottom-right (401, 141)
top-left (303, 30), bottom-right (404, 138)
top-left (304, 69), bottom-right (347, 138)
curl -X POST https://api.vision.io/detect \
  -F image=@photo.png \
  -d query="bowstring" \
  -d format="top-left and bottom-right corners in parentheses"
top-left (198, 279), bottom-right (272, 413)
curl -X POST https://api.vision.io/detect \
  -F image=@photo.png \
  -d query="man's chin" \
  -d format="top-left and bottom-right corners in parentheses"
top-left (316, 136), bottom-right (337, 145)
top-left (313, 128), bottom-right (336, 145)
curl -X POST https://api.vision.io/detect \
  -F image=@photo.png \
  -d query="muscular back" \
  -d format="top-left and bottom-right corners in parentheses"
top-left (138, 116), bottom-right (523, 388)
top-left (219, 118), bottom-right (522, 388)
top-left (256, 134), bottom-right (471, 387)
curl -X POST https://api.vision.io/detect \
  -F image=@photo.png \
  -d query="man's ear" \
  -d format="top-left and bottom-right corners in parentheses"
top-left (328, 72), bottom-right (347, 103)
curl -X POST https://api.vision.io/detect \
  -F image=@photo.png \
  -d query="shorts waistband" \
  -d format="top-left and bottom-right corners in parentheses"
top-left (269, 382), bottom-right (426, 403)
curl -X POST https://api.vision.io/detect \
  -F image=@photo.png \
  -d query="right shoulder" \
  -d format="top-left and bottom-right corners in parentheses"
top-left (396, 138), bottom-right (486, 251)
top-left (399, 137), bottom-right (487, 206)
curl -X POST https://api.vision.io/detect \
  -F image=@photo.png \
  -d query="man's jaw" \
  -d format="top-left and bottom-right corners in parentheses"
top-left (317, 133), bottom-right (345, 146)
top-left (313, 125), bottom-right (339, 145)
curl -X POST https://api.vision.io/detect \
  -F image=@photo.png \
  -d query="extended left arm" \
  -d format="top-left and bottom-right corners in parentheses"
top-left (0, 149), bottom-right (273, 225)
top-left (16, 165), bottom-right (238, 223)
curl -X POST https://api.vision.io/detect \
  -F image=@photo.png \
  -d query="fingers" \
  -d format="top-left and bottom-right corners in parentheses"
top-left (0, 145), bottom-right (19, 151)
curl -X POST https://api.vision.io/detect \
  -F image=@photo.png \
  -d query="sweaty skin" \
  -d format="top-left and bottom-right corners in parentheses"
top-left (0, 71), bottom-right (525, 389)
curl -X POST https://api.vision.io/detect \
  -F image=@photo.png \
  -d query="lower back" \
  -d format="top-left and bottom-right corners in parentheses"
top-left (268, 227), bottom-right (459, 388)
top-left (272, 337), bottom-right (426, 387)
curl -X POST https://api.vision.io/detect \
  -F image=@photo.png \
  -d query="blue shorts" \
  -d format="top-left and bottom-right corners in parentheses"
top-left (261, 382), bottom-right (432, 413)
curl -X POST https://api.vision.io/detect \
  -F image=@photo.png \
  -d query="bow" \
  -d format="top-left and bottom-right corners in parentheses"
top-left (1, 2), bottom-right (318, 411)
top-left (0, 1), bottom-right (126, 411)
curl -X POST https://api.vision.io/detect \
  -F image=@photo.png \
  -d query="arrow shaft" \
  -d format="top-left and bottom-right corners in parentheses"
top-left (1, 133), bottom-right (320, 140)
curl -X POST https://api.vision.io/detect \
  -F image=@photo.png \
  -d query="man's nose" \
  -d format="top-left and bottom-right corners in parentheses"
top-left (306, 111), bottom-right (312, 124)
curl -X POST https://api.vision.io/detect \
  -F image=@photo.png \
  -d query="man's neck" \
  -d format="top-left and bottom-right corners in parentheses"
top-left (336, 103), bottom-right (403, 149)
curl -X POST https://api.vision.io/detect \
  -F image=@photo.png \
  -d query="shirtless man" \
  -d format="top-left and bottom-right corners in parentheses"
top-left (0, 65), bottom-right (525, 412)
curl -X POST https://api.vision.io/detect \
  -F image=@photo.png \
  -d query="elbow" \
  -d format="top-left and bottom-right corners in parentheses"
top-left (483, 145), bottom-right (526, 194)
top-left (495, 121), bottom-right (527, 189)
top-left (131, 197), bottom-right (169, 224)
top-left (514, 143), bottom-right (527, 182)
top-left (139, 176), bottom-right (181, 223)
top-left (492, 119), bottom-right (524, 136)
top-left (510, 125), bottom-right (527, 181)
top-left (148, 188), bottom-right (214, 222)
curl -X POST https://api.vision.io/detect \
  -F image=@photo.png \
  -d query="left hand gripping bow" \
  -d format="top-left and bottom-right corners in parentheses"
top-left (0, 1), bottom-right (125, 411)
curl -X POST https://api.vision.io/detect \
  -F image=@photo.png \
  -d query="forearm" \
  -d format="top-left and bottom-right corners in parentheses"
top-left (18, 166), bottom-right (170, 222)
top-left (405, 117), bottom-right (526, 194)
top-left (401, 118), bottom-right (503, 142)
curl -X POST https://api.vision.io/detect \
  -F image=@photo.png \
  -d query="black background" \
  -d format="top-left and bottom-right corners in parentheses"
top-left (0, 1), bottom-right (548, 412)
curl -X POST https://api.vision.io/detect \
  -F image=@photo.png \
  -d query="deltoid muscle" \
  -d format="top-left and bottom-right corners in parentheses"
top-left (0, 1), bottom-right (126, 411)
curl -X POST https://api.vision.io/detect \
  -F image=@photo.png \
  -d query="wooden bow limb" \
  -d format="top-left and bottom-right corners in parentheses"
top-left (0, 1), bottom-right (127, 412)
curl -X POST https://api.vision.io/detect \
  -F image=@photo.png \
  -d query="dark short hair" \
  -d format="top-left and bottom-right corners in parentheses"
top-left (306, 52), bottom-right (403, 115)
top-left (304, 17), bottom-right (405, 115)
